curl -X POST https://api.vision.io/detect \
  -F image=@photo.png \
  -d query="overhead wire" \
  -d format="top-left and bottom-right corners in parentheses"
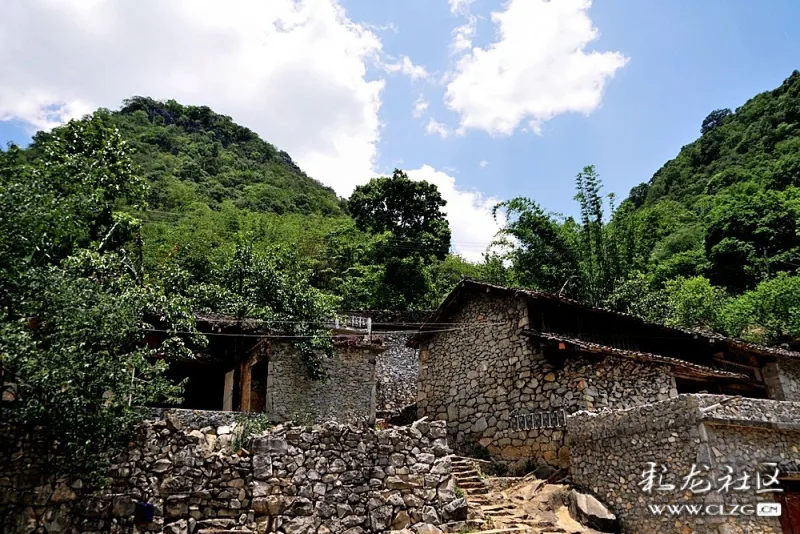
top-left (147, 323), bottom-right (507, 339)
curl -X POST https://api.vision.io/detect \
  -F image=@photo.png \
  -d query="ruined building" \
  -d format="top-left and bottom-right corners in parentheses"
top-left (145, 312), bottom-right (384, 423)
top-left (146, 311), bottom-right (423, 424)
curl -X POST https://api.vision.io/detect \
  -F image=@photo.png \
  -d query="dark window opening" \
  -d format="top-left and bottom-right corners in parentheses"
top-left (151, 361), bottom-right (230, 410)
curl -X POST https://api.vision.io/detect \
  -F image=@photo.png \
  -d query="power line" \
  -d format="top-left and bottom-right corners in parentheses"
top-left (194, 318), bottom-right (506, 327)
top-left (148, 323), bottom-right (506, 339)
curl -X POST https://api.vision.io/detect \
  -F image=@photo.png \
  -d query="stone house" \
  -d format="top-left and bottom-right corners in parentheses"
top-left (568, 395), bottom-right (800, 533)
top-left (146, 312), bottom-right (386, 423)
top-left (409, 280), bottom-right (800, 470)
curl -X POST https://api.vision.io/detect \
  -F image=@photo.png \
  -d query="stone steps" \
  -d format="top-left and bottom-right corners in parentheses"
top-left (481, 504), bottom-right (516, 512)
top-left (450, 455), bottom-right (577, 533)
top-left (466, 527), bottom-right (536, 534)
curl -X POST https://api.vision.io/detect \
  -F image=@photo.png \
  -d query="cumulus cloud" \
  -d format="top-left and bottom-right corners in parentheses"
top-left (445, 0), bottom-right (628, 136)
top-left (408, 165), bottom-right (501, 262)
top-left (425, 118), bottom-right (451, 139)
top-left (479, 160), bottom-right (489, 168)
top-left (384, 56), bottom-right (430, 81)
top-left (0, 0), bottom-right (385, 196)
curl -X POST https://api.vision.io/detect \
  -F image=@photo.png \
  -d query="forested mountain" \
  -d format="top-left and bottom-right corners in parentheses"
top-left (91, 97), bottom-right (343, 217)
top-left (621, 70), bottom-right (800, 293)
top-left (496, 71), bottom-right (800, 347)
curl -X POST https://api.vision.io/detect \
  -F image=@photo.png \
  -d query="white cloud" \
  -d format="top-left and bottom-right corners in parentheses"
top-left (425, 118), bottom-right (451, 139)
top-left (448, 0), bottom-right (474, 15)
top-left (384, 56), bottom-right (429, 81)
top-left (445, 0), bottom-right (628, 136)
top-left (408, 165), bottom-right (502, 262)
top-left (451, 15), bottom-right (477, 54)
top-left (366, 22), bottom-right (399, 33)
top-left (479, 160), bottom-right (489, 168)
top-left (412, 95), bottom-right (429, 118)
top-left (0, 0), bottom-right (385, 196)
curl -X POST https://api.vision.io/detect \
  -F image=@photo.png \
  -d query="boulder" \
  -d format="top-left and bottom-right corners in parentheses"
top-left (111, 495), bottom-right (136, 517)
top-left (392, 510), bottom-right (412, 530)
top-left (567, 489), bottom-right (619, 533)
top-left (414, 523), bottom-right (444, 534)
top-left (369, 505), bottom-right (393, 531)
top-left (442, 497), bottom-right (468, 521)
top-left (50, 483), bottom-right (77, 504)
top-left (164, 518), bottom-right (188, 534)
top-left (421, 506), bottom-right (440, 524)
top-left (282, 516), bottom-right (316, 534)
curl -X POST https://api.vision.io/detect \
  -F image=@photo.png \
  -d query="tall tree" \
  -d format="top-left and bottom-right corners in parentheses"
top-left (348, 169), bottom-right (451, 259)
top-left (346, 169), bottom-right (453, 309)
top-left (496, 166), bottom-right (626, 304)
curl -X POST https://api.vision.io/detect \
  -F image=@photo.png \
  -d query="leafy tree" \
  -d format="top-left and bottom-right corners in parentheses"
top-left (604, 272), bottom-right (670, 324)
top-left (662, 276), bottom-right (728, 331)
top-left (493, 197), bottom-right (579, 294)
top-left (701, 108), bottom-right (732, 135)
top-left (348, 169), bottom-right (451, 259)
top-left (188, 238), bottom-right (340, 380)
top-left (345, 169), bottom-right (455, 309)
top-left (0, 253), bottom-right (193, 480)
top-left (704, 188), bottom-right (799, 291)
top-left (720, 273), bottom-right (800, 344)
top-left (495, 166), bottom-right (627, 304)
top-left (0, 115), bottom-right (193, 478)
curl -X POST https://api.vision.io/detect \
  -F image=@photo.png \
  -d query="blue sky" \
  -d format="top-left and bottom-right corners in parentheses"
top-left (1, 0), bottom-right (799, 259)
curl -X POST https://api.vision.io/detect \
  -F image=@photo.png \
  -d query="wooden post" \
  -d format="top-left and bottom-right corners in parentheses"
top-left (223, 369), bottom-right (235, 411)
top-left (239, 359), bottom-right (252, 412)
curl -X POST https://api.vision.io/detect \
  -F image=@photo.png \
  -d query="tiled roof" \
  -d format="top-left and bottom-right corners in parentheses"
top-left (408, 279), bottom-right (800, 362)
top-left (523, 330), bottom-right (748, 380)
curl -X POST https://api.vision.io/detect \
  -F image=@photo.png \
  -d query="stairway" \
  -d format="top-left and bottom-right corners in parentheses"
top-left (450, 456), bottom-right (576, 534)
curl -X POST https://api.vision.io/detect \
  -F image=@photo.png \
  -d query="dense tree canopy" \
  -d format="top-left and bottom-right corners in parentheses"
top-left (0, 112), bottom-right (343, 477)
top-left (0, 115), bottom-right (193, 478)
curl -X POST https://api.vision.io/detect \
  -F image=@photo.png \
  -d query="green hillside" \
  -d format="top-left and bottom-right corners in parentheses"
top-left (634, 71), bottom-right (800, 208)
top-left (620, 71), bottom-right (800, 293)
top-left (102, 97), bottom-right (343, 217)
top-left (496, 71), bottom-right (800, 345)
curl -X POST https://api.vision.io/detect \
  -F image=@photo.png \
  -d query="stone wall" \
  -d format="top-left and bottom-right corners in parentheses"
top-left (763, 359), bottom-right (800, 401)
top-left (567, 395), bottom-right (800, 533)
top-left (268, 343), bottom-right (378, 424)
top-left (1, 410), bottom-right (463, 534)
top-left (375, 333), bottom-right (418, 417)
top-left (416, 289), bottom-right (677, 469)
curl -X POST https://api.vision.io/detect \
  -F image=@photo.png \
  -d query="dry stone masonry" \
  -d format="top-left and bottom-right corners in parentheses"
top-left (268, 342), bottom-right (380, 424)
top-left (0, 410), bottom-right (465, 534)
top-left (567, 394), bottom-right (800, 534)
top-left (375, 333), bottom-right (419, 417)
top-left (416, 291), bottom-right (678, 470)
top-left (763, 359), bottom-right (800, 401)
